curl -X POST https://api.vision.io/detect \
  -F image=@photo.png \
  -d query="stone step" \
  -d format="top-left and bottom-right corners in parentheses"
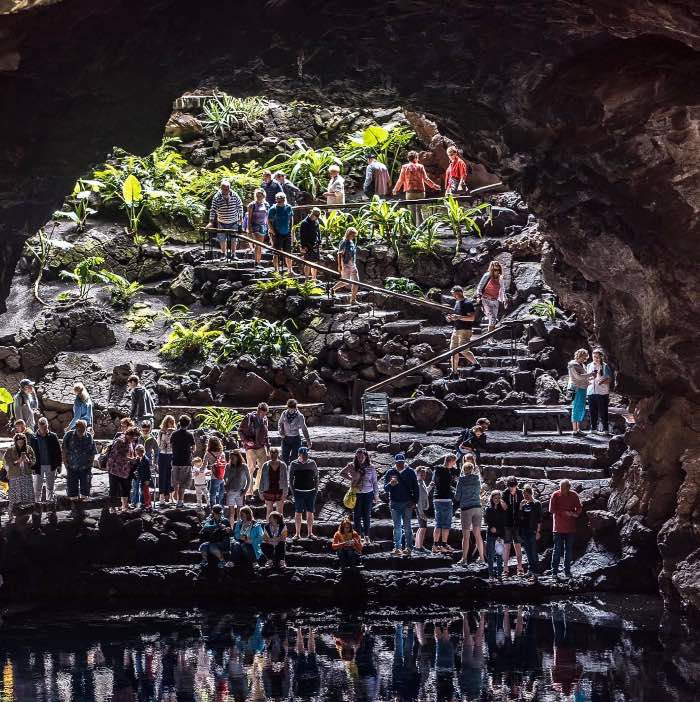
top-left (479, 451), bottom-right (595, 468)
top-left (480, 465), bottom-right (607, 481)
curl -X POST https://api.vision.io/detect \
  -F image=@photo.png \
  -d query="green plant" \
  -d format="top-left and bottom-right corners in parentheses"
top-left (101, 271), bottom-right (143, 309)
top-left (160, 321), bottom-right (222, 360)
top-left (215, 318), bottom-right (305, 362)
top-left (529, 300), bottom-right (558, 321)
top-left (409, 215), bottom-right (442, 257)
top-left (121, 173), bottom-right (147, 234)
top-left (195, 407), bottom-right (244, 435)
top-left (53, 178), bottom-right (102, 232)
top-left (340, 124), bottom-right (416, 180)
top-left (360, 196), bottom-right (413, 255)
top-left (384, 277), bottom-right (424, 297)
top-left (160, 304), bottom-right (193, 327)
top-left (25, 223), bottom-right (74, 305)
top-left (255, 273), bottom-right (324, 298)
top-left (58, 256), bottom-right (110, 302)
top-left (201, 94), bottom-right (268, 138)
top-left (0, 387), bottom-right (13, 415)
top-left (438, 197), bottom-right (492, 253)
top-left (267, 140), bottom-right (343, 198)
top-left (318, 209), bottom-right (350, 247)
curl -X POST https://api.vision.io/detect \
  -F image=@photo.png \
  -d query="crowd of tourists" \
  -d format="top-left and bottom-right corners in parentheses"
top-left (2, 376), bottom-right (584, 581)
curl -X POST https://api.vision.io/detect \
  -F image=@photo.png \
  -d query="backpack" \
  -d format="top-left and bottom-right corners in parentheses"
top-left (98, 439), bottom-right (114, 470)
top-left (213, 453), bottom-right (227, 480)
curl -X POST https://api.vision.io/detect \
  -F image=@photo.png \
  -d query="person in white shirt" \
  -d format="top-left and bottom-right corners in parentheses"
top-left (586, 348), bottom-right (613, 434)
top-left (323, 164), bottom-right (345, 206)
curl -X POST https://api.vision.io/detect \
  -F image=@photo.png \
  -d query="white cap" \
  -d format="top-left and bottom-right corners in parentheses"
top-left (220, 179), bottom-right (230, 187)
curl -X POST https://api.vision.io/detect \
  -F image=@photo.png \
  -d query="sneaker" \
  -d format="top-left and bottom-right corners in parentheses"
top-left (279, 560), bottom-right (287, 569)
top-left (432, 546), bottom-right (443, 554)
top-left (390, 549), bottom-right (402, 556)
top-left (401, 549), bottom-right (412, 557)
top-left (442, 544), bottom-right (455, 553)
top-left (471, 362), bottom-right (481, 370)
top-left (176, 501), bottom-right (184, 508)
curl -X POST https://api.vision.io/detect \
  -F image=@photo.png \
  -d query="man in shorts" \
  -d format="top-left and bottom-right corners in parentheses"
top-left (267, 192), bottom-right (295, 274)
top-left (500, 476), bottom-right (524, 577)
top-left (170, 414), bottom-right (195, 508)
top-left (447, 285), bottom-right (480, 378)
top-left (289, 446), bottom-right (318, 540)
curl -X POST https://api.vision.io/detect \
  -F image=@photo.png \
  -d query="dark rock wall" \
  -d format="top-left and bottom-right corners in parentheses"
top-left (1, 0), bottom-right (699, 605)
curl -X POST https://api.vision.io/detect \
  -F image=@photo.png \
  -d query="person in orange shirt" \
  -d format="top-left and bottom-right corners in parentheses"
top-left (444, 145), bottom-right (470, 195)
top-left (332, 518), bottom-right (363, 569)
top-left (392, 151), bottom-right (440, 225)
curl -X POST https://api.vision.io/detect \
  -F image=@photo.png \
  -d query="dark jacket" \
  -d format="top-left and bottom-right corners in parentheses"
top-left (279, 180), bottom-right (301, 205)
top-left (384, 466), bottom-right (419, 505)
top-left (432, 464), bottom-right (458, 500)
top-left (456, 429), bottom-right (487, 459)
top-left (63, 429), bottom-right (97, 471)
top-left (501, 488), bottom-right (524, 527)
top-left (299, 215), bottom-right (321, 251)
top-left (485, 505), bottom-right (506, 537)
top-left (238, 412), bottom-right (269, 450)
top-left (200, 515), bottom-right (232, 546)
top-left (455, 474), bottom-right (482, 510)
top-left (261, 179), bottom-right (283, 206)
top-left (288, 458), bottom-right (318, 493)
top-left (32, 430), bottom-right (62, 473)
top-left (129, 386), bottom-right (155, 421)
top-left (133, 456), bottom-right (153, 485)
top-left (519, 499), bottom-right (543, 533)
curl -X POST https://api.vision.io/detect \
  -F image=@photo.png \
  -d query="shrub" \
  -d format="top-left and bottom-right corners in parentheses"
top-left (201, 94), bottom-right (268, 138)
top-left (267, 140), bottom-right (343, 198)
top-left (438, 197), bottom-right (492, 253)
top-left (384, 277), bottom-right (424, 297)
top-left (360, 196), bottom-right (413, 255)
top-left (159, 321), bottom-right (223, 360)
top-left (529, 300), bottom-right (558, 321)
top-left (53, 178), bottom-right (101, 232)
top-left (215, 318), bottom-right (305, 362)
top-left (160, 304), bottom-right (193, 327)
top-left (58, 256), bottom-right (110, 301)
top-left (101, 271), bottom-right (143, 309)
top-left (340, 124), bottom-right (417, 181)
top-left (256, 273), bottom-right (324, 298)
top-left (195, 407), bottom-right (244, 435)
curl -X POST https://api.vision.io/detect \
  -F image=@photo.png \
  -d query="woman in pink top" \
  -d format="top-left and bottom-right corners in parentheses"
top-left (476, 261), bottom-right (506, 331)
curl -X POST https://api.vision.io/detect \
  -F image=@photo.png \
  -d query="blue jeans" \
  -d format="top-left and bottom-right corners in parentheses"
top-left (552, 532), bottom-right (576, 575)
top-left (521, 530), bottom-right (538, 575)
top-left (390, 502), bottom-right (414, 550)
top-left (486, 533), bottom-right (503, 577)
top-left (338, 548), bottom-right (361, 568)
top-left (354, 491), bottom-right (373, 537)
top-left (130, 478), bottom-right (142, 505)
top-left (209, 478), bottom-right (225, 507)
top-left (281, 435), bottom-right (302, 467)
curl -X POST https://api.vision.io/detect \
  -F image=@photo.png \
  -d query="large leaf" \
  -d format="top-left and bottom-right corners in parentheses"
top-left (360, 125), bottom-right (389, 147)
top-left (122, 174), bottom-right (143, 205)
top-left (0, 387), bottom-right (12, 413)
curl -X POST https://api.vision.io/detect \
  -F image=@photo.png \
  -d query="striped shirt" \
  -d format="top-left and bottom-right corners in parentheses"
top-left (209, 189), bottom-right (243, 226)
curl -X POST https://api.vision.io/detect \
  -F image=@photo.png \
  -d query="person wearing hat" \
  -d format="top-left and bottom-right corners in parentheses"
top-left (383, 453), bottom-right (419, 556)
top-left (363, 154), bottom-right (391, 198)
top-left (288, 446), bottom-right (319, 540)
top-left (206, 178), bottom-right (244, 257)
top-left (13, 379), bottom-right (39, 431)
top-left (323, 164), bottom-right (345, 206)
top-left (267, 192), bottom-right (295, 274)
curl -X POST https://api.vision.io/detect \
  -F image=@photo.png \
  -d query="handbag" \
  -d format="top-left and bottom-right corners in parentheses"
top-left (565, 385), bottom-right (575, 403)
top-left (495, 538), bottom-right (504, 556)
top-left (343, 486), bottom-right (357, 510)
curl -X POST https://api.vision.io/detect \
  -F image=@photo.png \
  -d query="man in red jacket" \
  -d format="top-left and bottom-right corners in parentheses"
top-left (548, 479), bottom-right (582, 579)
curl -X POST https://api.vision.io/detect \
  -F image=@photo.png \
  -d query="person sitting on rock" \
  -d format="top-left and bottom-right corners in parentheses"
top-left (384, 453), bottom-right (419, 557)
top-left (131, 444), bottom-right (153, 512)
top-left (476, 261), bottom-right (506, 333)
top-left (198, 504), bottom-right (232, 571)
top-left (447, 285), bottom-right (479, 378)
top-left (231, 506), bottom-right (265, 568)
top-left (262, 510), bottom-right (287, 569)
top-left (332, 518), bottom-right (363, 569)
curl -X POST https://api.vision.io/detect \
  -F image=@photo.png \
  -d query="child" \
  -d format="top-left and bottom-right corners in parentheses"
top-left (262, 511), bottom-right (287, 569)
top-left (332, 518), bottom-right (363, 569)
top-left (192, 457), bottom-right (210, 510)
top-left (484, 489), bottom-right (506, 580)
top-left (413, 467), bottom-right (433, 554)
top-left (130, 445), bottom-right (153, 511)
top-left (224, 449), bottom-right (251, 522)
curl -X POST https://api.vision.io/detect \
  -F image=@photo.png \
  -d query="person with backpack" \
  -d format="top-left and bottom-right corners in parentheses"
top-left (384, 453), bottom-right (419, 556)
top-left (32, 416), bottom-right (62, 514)
top-left (238, 403), bottom-right (270, 497)
top-left (246, 187), bottom-right (269, 268)
top-left (12, 379), bottom-right (39, 431)
top-left (363, 154), bottom-right (391, 198)
top-left (298, 207), bottom-right (322, 280)
top-left (203, 436), bottom-right (227, 508)
top-left (332, 227), bottom-right (360, 305)
top-left (392, 151), bottom-right (440, 226)
top-left (128, 375), bottom-right (155, 427)
top-left (106, 426), bottom-right (139, 513)
top-left (62, 419), bottom-right (97, 518)
top-left (278, 398), bottom-right (311, 467)
top-left (171, 414), bottom-right (196, 508)
top-left (444, 145), bottom-right (470, 195)
top-left (267, 192), bottom-right (295, 274)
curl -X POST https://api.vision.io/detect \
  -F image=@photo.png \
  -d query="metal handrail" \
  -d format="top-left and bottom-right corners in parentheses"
top-left (200, 228), bottom-right (454, 312)
top-left (292, 182), bottom-right (504, 211)
top-left (364, 320), bottom-right (518, 395)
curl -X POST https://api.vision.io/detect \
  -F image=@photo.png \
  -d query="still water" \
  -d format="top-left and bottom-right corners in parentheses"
top-left (0, 599), bottom-right (694, 701)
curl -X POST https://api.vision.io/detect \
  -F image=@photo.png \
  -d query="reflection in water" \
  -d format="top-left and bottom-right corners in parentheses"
top-left (0, 604), bottom-right (693, 701)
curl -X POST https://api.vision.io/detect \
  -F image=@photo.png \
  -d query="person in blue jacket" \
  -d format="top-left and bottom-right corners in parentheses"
top-left (232, 506), bottom-right (265, 567)
top-left (68, 382), bottom-right (93, 431)
top-left (383, 453), bottom-right (419, 557)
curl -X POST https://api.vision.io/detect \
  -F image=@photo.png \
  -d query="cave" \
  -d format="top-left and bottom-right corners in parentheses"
top-left (1, 0), bottom-right (699, 669)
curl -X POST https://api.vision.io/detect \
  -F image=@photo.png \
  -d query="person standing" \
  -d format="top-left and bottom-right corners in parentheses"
top-left (447, 285), bottom-right (479, 377)
top-left (455, 461), bottom-right (484, 566)
top-left (62, 419), bottom-right (96, 517)
top-left (68, 382), bottom-right (93, 431)
top-left (267, 192), bottom-right (295, 274)
top-left (274, 171), bottom-right (301, 206)
top-left (131, 420), bottom-right (158, 508)
top-left (32, 417), bottom-right (61, 510)
top-left (128, 375), bottom-right (155, 427)
top-left (476, 261), bottom-right (506, 332)
top-left (500, 476), bottom-right (524, 577)
top-left (567, 349), bottom-right (594, 436)
top-left (170, 414), bottom-right (196, 508)
top-left (340, 447), bottom-right (378, 543)
top-left (12, 379), bottom-right (38, 431)
top-left (261, 170), bottom-right (283, 206)
top-left (323, 164), bottom-right (345, 206)
top-left (278, 399), bottom-right (311, 467)
top-left (484, 490), bottom-right (506, 580)
top-left (132, 444), bottom-right (153, 512)
top-left (384, 453), bottom-right (419, 556)
top-left (225, 449), bottom-right (252, 521)
top-left (246, 188), bottom-right (269, 268)
top-left (203, 436), bottom-right (227, 508)
top-left (549, 479), bottom-right (582, 579)
top-left (157, 414), bottom-right (176, 507)
top-left (363, 154), bottom-right (391, 198)
top-left (289, 446), bottom-right (318, 540)
top-left (205, 178), bottom-right (244, 257)
top-left (4, 432), bottom-right (36, 522)
top-left (333, 227), bottom-right (360, 305)
top-left (519, 484), bottom-right (543, 582)
top-left (444, 146), bottom-right (470, 195)
top-left (107, 426), bottom-right (139, 513)
top-left (392, 151), bottom-right (440, 226)
top-left (429, 454), bottom-right (458, 554)
top-left (238, 402), bottom-right (270, 496)
top-left (298, 207), bottom-right (322, 280)
top-left (259, 448), bottom-right (287, 518)
top-left (587, 348), bottom-right (613, 434)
